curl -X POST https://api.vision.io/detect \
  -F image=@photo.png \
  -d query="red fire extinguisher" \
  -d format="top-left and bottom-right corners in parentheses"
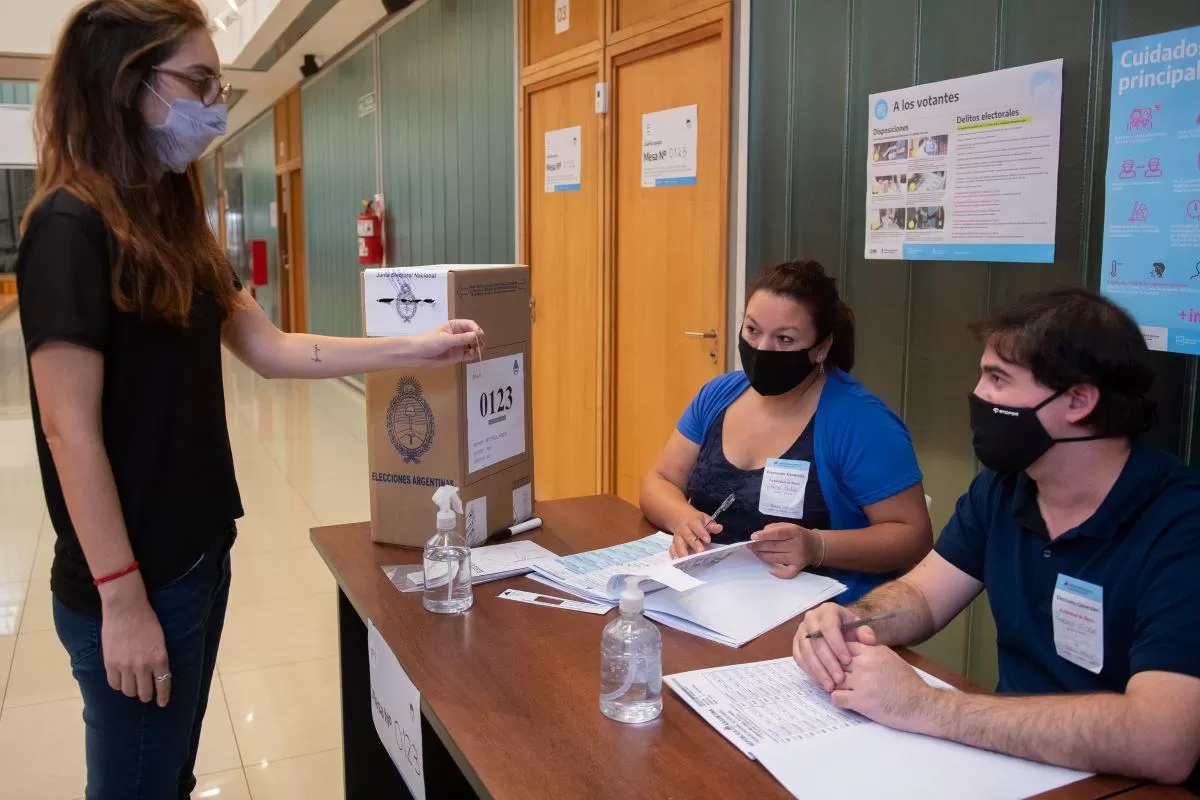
top-left (357, 200), bottom-right (383, 266)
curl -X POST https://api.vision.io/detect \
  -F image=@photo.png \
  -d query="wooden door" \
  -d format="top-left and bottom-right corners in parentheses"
top-left (610, 10), bottom-right (731, 502)
top-left (523, 63), bottom-right (604, 500)
top-left (276, 173), bottom-right (292, 331)
top-left (286, 168), bottom-right (308, 333)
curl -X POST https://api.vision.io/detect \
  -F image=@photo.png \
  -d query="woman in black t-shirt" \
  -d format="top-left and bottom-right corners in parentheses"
top-left (17, 2), bottom-right (484, 796)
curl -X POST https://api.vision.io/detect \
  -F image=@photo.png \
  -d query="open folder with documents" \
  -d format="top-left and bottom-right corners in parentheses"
top-left (665, 657), bottom-right (1090, 799)
top-left (529, 533), bottom-right (846, 646)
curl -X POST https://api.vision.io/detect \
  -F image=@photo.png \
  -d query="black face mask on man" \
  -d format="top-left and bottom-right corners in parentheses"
top-left (739, 336), bottom-right (817, 397)
top-left (967, 391), bottom-right (1102, 474)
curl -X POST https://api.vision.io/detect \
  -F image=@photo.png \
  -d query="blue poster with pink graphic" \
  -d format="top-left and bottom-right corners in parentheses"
top-left (1100, 25), bottom-right (1200, 356)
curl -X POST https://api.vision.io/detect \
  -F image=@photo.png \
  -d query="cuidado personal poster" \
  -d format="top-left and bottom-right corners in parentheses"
top-left (1100, 24), bottom-right (1200, 356)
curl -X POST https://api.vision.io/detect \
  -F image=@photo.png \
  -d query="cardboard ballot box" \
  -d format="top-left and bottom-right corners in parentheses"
top-left (363, 265), bottom-right (534, 548)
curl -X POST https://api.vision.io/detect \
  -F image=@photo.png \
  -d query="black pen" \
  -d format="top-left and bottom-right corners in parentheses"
top-left (486, 517), bottom-right (543, 543)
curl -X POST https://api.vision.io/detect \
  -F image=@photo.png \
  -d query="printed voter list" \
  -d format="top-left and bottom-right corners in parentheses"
top-left (865, 59), bottom-right (1063, 263)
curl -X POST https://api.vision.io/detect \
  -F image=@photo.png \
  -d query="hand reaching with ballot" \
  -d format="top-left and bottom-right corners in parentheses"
top-left (410, 320), bottom-right (486, 366)
top-left (668, 510), bottom-right (723, 559)
top-left (748, 523), bottom-right (823, 579)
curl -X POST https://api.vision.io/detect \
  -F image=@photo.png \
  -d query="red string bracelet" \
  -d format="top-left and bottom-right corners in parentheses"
top-left (93, 562), bottom-right (139, 586)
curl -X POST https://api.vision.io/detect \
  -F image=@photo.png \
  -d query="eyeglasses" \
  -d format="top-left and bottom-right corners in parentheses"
top-left (152, 66), bottom-right (231, 107)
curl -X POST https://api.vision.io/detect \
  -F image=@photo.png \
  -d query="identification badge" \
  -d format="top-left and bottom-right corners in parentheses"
top-left (1052, 574), bottom-right (1104, 674)
top-left (758, 458), bottom-right (811, 519)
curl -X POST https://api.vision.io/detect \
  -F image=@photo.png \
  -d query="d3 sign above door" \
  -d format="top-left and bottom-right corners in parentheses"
top-left (555, 0), bottom-right (569, 35)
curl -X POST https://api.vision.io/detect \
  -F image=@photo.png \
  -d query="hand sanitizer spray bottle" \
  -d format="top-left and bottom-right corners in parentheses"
top-left (423, 485), bottom-right (473, 614)
top-left (599, 577), bottom-right (662, 723)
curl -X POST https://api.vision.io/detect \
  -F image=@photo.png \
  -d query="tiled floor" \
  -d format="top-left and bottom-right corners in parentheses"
top-left (0, 312), bottom-right (358, 799)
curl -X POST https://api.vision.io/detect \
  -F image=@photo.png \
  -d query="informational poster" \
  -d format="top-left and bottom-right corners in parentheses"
top-left (865, 60), bottom-right (1063, 262)
top-left (1100, 25), bottom-right (1200, 356)
top-left (368, 620), bottom-right (425, 800)
top-left (544, 126), bottom-right (581, 193)
top-left (466, 353), bottom-right (527, 473)
top-left (642, 104), bottom-right (698, 188)
top-left (555, 0), bottom-right (569, 35)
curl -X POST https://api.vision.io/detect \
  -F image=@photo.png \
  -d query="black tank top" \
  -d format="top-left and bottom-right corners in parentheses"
top-left (684, 408), bottom-right (831, 542)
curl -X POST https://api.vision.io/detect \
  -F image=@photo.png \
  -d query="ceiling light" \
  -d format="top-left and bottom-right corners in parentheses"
top-left (225, 0), bottom-right (239, 11)
top-left (213, 16), bottom-right (227, 30)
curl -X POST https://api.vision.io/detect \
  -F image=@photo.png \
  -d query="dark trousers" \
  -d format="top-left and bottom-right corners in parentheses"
top-left (53, 529), bottom-right (234, 800)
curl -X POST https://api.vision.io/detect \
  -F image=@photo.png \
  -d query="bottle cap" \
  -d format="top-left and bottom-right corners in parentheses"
top-left (432, 485), bottom-right (463, 531)
top-left (619, 576), bottom-right (644, 614)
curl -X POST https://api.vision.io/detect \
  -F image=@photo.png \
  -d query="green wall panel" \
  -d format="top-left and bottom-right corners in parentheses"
top-left (0, 83), bottom-right (37, 105)
top-left (302, 43), bottom-right (377, 338)
top-left (378, 0), bottom-right (515, 267)
top-left (201, 154), bottom-right (219, 237)
top-left (748, 0), bottom-right (1200, 685)
top-left (221, 137), bottom-right (248, 286)
top-left (243, 114), bottom-right (280, 326)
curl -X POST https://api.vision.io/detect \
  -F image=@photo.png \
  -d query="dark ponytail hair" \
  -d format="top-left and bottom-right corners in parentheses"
top-left (747, 260), bottom-right (856, 372)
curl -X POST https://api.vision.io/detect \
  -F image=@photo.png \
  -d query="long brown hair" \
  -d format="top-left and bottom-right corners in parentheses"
top-left (21, 0), bottom-right (239, 323)
top-left (748, 260), bottom-right (856, 372)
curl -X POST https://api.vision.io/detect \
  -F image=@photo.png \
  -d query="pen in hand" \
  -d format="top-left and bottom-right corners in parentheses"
top-left (805, 612), bottom-right (896, 639)
top-left (704, 493), bottom-right (736, 532)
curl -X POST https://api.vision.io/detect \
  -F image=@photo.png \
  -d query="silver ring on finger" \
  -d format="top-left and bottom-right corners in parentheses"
top-left (154, 672), bottom-right (172, 683)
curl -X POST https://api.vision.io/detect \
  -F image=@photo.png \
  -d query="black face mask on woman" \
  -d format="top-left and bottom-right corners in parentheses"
top-left (739, 336), bottom-right (817, 397)
top-left (967, 391), bottom-right (1102, 474)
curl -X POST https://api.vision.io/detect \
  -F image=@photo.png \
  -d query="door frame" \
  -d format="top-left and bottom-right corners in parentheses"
top-left (520, 51), bottom-right (611, 495)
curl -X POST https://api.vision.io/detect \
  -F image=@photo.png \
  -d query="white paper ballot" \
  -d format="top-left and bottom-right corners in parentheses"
top-left (384, 540), bottom-right (558, 592)
top-left (666, 657), bottom-right (1090, 799)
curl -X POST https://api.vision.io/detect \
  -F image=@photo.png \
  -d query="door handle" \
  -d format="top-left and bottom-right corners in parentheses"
top-left (684, 329), bottom-right (718, 339)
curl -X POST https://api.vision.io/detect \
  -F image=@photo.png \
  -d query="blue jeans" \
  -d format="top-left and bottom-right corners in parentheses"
top-left (53, 527), bottom-right (235, 800)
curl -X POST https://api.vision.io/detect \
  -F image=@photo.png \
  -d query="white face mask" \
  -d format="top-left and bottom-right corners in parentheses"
top-left (144, 83), bottom-right (227, 173)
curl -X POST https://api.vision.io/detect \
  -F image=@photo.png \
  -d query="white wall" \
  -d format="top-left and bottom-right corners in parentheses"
top-left (0, 106), bottom-right (36, 168)
top-left (0, 0), bottom-right (79, 56)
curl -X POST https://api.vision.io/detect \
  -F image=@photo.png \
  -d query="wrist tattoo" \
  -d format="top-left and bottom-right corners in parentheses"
top-left (312, 344), bottom-right (322, 363)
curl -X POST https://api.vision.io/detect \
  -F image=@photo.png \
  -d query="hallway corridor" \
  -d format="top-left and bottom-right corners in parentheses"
top-left (0, 311), bottom-right (361, 799)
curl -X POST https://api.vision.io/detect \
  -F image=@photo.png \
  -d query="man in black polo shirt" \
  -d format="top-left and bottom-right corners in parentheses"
top-left (794, 287), bottom-right (1200, 789)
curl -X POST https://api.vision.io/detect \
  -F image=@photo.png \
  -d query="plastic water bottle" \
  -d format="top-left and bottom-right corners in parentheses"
top-left (599, 577), bottom-right (662, 723)
top-left (423, 485), bottom-right (473, 614)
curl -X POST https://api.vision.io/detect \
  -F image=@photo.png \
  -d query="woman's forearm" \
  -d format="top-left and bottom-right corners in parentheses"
top-left (817, 522), bottom-right (931, 573)
top-left (254, 332), bottom-right (419, 380)
top-left (44, 429), bottom-right (143, 603)
top-left (640, 473), bottom-right (694, 532)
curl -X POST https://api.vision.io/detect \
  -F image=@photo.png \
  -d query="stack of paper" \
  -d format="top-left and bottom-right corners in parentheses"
top-left (383, 539), bottom-right (558, 593)
top-left (665, 658), bottom-right (1091, 799)
top-left (529, 534), bottom-right (846, 646)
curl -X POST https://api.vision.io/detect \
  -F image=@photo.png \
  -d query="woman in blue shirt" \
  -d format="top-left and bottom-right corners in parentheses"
top-left (640, 260), bottom-right (931, 602)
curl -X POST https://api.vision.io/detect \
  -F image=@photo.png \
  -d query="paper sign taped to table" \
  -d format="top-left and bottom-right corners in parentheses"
top-left (368, 619), bottom-right (425, 800)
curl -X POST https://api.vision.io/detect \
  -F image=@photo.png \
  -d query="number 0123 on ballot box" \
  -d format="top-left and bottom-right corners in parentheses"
top-left (362, 265), bottom-right (534, 549)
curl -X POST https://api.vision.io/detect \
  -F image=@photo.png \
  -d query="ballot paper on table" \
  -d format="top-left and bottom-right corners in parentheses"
top-left (665, 657), bottom-right (1091, 799)
top-left (382, 539), bottom-right (558, 593)
top-left (529, 534), bottom-right (846, 646)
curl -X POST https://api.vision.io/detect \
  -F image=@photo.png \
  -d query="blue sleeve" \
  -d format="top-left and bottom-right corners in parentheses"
top-left (933, 474), bottom-right (994, 582)
top-left (1130, 497), bottom-right (1200, 679)
top-left (677, 373), bottom-right (746, 444)
top-left (835, 401), bottom-right (923, 507)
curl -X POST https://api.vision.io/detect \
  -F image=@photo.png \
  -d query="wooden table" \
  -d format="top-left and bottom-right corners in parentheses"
top-left (311, 495), bottom-right (1156, 800)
